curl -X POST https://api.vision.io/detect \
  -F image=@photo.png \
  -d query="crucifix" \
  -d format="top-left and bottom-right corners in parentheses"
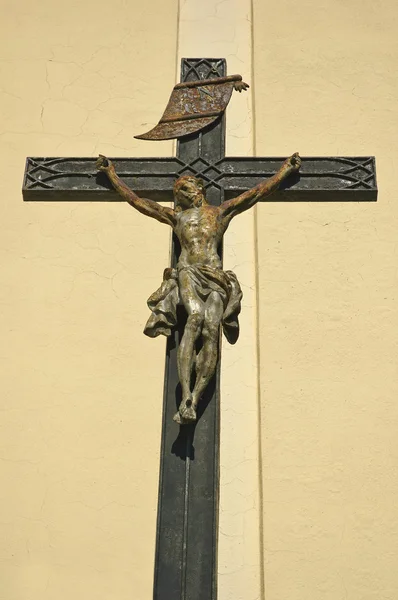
top-left (23, 58), bottom-right (377, 600)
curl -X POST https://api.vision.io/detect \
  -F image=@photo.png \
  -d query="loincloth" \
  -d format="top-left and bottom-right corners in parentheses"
top-left (143, 264), bottom-right (243, 344)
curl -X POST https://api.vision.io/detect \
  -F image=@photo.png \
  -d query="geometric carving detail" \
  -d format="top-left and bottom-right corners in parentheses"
top-left (23, 155), bottom-right (378, 202)
top-left (175, 157), bottom-right (223, 190)
top-left (181, 58), bottom-right (225, 83)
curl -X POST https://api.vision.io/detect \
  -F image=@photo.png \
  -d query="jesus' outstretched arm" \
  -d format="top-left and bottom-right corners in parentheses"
top-left (96, 155), bottom-right (176, 228)
top-left (219, 152), bottom-right (301, 223)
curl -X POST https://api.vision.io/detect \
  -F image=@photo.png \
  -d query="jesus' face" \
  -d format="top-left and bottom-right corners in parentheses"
top-left (174, 176), bottom-right (205, 209)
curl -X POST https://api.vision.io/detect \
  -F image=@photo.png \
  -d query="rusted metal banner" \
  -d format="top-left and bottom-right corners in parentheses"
top-left (135, 74), bottom-right (249, 141)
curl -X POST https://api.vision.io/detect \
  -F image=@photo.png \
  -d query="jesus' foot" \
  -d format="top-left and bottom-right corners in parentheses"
top-left (173, 398), bottom-right (197, 425)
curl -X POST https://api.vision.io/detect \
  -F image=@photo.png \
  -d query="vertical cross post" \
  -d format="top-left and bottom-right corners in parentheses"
top-left (154, 58), bottom-right (227, 600)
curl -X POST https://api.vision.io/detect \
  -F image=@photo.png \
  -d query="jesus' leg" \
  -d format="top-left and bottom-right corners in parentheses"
top-left (177, 311), bottom-right (203, 402)
top-left (191, 292), bottom-right (223, 414)
top-left (174, 277), bottom-right (205, 423)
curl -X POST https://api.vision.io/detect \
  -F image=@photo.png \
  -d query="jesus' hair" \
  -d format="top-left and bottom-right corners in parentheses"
top-left (173, 175), bottom-right (208, 210)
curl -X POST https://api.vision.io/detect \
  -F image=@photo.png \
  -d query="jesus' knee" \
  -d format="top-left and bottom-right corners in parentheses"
top-left (202, 320), bottom-right (220, 344)
top-left (185, 312), bottom-right (204, 335)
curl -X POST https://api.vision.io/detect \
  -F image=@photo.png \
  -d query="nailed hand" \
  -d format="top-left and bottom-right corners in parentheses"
top-left (283, 152), bottom-right (301, 173)
top-left (96, 154), bottom-right (114, 172)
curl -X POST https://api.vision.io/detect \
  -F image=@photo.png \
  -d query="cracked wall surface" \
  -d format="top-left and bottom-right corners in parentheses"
top-left (0, 1), bottom-right (178, 598)
top-left (254, 0), bottom-right (398, 598)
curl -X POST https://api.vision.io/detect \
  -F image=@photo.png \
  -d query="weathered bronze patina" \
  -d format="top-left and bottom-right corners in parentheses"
top-left (96, 152), bottom-right (301, 424)
top-left (135, 74), bottom-right (249, 140)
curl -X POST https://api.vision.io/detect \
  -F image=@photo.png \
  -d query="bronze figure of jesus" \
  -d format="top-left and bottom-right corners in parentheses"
top-left (97, 153), bottom-right (301, 424)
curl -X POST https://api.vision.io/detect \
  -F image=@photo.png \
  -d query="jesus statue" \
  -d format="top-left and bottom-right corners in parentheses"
top-left (96, 153), bottom-right (301, 424)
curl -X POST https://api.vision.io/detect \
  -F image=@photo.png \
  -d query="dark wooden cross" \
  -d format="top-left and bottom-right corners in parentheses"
top-left (23, 58), bottom-right (377, 600)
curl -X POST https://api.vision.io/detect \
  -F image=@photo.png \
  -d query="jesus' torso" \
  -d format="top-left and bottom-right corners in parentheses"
top-left (174, 205), bottom-right (226, 269)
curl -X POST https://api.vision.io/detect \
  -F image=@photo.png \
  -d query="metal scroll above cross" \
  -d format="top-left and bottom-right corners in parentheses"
top-left (134, 74), bottom-right (249, 140)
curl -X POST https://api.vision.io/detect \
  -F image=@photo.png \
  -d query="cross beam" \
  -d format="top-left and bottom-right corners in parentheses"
top-left (23, 155), bottom-right (377, 203)
top-left (22, 57), bottom-right (377, 600)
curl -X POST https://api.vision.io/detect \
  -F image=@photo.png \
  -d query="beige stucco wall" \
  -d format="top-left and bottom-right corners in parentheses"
top-left (0, 1), bottom-right (178, 598)
top-left (2, 0), bottom-right (398, 597)
top-left (254, 1), bottom-right (398, 598)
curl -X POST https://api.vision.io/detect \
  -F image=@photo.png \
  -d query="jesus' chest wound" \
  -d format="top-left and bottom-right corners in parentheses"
top-left (175, 206), bottom-right (223, 247)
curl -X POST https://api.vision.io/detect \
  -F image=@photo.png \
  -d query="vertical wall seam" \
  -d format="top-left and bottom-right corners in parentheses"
top-left (169, 0), bottom-right (181, 257)
top-left (250, 0), bottom-right (266, 598)
top-left (173, 0), bottom-right (181, 154)
top-left (173, 0), bottom-right (181, 156)
top-left (175, 0), bottom-right (181, 95)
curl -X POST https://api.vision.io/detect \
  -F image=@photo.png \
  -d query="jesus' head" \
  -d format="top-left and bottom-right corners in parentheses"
top-left (173, 175), bottom-right (207, 210)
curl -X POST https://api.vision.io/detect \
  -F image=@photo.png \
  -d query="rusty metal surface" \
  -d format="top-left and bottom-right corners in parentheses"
top-left (174, 74), bottom-right (246, 89)
top-left (135, 74), bottom-right (248, 141)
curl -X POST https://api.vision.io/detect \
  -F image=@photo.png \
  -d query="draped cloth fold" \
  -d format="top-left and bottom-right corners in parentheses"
top-left (143, 265), bottom-right (243, 344)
